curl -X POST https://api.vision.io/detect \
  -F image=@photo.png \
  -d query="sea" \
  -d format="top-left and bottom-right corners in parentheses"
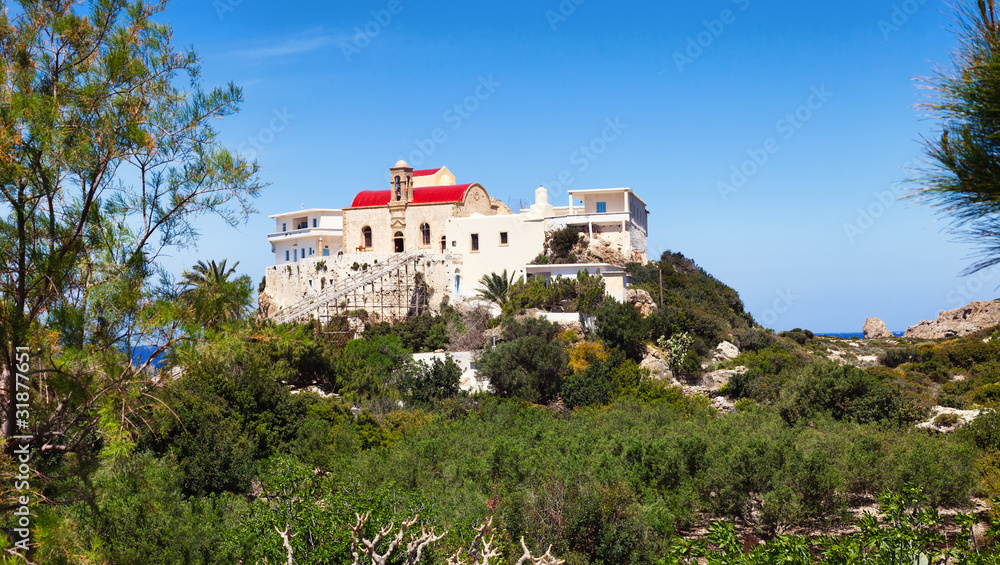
top-left (131, 344), bottom-right (169, 369)
top-left (817, 332), bottom-right (905, 339)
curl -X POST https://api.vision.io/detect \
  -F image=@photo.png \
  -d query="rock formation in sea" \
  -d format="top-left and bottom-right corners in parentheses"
top-left (862, 317), bottom-right (893, 339)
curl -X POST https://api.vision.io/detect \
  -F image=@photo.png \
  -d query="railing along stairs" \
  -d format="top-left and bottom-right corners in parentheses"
top-left (272, 250), bottom-right (424, 324)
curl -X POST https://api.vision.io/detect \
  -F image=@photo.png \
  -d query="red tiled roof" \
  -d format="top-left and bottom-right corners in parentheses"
top-left (413, 168), bottom-right (442, 177)
top-left (349, 184), bottom-right (474, 208)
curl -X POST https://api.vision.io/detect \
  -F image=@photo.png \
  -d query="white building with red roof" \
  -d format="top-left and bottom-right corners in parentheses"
top-left (261, 161), bottom-right (648, 321)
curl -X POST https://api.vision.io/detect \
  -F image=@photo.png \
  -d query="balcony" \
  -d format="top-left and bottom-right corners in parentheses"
top-left (266, 226), bottom-right (343, 243)
top-left (545, 211), bottom-right (642, 232)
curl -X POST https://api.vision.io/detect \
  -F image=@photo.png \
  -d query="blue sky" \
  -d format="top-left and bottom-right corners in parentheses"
top-left (154, 0), bottom-right (994, 333)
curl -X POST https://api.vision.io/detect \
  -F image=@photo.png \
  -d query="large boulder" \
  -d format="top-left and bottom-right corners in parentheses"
top-left (904, 300), bottom-right (1000, 339)
top-left (626, 288), bottom-right (658, 317)
top-left (712, 341), bottom-right (740, 362)
top-left (862, 317), bottom-right (893, 339)
top-left (640, 344), bottom-right (677, 384)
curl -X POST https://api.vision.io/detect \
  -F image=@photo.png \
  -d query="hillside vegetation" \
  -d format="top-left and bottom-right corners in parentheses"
top-left (6, 251), bottom-right (1000, 564)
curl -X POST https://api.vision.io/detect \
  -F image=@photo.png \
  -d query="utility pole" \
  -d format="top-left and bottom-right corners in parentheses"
top-left (659, 268), bottom-right (663, 305)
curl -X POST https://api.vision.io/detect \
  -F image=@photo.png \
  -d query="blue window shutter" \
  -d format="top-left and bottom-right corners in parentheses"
top-left (312, 218), bottom-right (317, 228)
top-left (285, 250), bottom-right (289, 261)
top-left (596, 202), bottom-right (607, 213)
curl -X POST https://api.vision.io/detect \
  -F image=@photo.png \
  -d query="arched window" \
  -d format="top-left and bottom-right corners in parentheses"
top-left (362, 226), bottom-right (372, 249)
top-left (394, 231), bottom-right (404, 253)
top-left (440, 235), bottom-right (447, 253)
top-left (420, 223), bottom-right (431, 246)
top-left (395, 176), bottom-right (402, 200)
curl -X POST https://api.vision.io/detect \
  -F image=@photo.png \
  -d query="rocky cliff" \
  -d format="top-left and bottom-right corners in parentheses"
top-left (904, 300), bottom-right (1000, 339)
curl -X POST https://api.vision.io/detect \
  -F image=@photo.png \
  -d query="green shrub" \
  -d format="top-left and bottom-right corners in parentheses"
top-left (879, 347), bottom-right (923, 369)
top-left (335, 334), bottom-right (411, 399)
top-left (972, 382), bottom-right (1000, 405)
top-left (398, 356), bottom-right (462, 404)
top-left (731, 327), bottom-right (777, 352)
top-left (778, 328), bottom-right (814, 345)
top-left (475, 317), bottom-right (566, 403)
top-left (933, 412), bottom-right (960, 427)
top-left (550, 227), bottom-right (581, 258)
top-left (563, 351), bottom-right (649, 408)
top-left (366, 313), bottom-right (450, 352)
top-left (947, 339), bottom-right (1000, 368)
top-left (777, 361), bottom-right (922, 427)
top-left (724, 346), bottom-right (801, 402)
top-left (596, 299), bottom-right (647, 363)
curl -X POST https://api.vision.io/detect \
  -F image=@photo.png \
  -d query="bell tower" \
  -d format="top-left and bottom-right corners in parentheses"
top-left (388, 160), bottom-right (413, 235)
top-left (389, 160), bottom-right (414, 204)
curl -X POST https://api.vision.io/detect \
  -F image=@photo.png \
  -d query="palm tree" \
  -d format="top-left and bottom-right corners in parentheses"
top-left (178, 259), bottom-right (253, 328)
top-left (476, 270), bottom-right (517, 309)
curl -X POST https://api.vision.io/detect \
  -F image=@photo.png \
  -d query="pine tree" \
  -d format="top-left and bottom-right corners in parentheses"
top-left (916, 0), bottom-right (1000, 274)
top-left (0, 0), bottom-right (265, 456)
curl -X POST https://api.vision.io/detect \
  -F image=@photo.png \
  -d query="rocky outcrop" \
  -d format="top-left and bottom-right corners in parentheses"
top-left (257, 290), bottom-right (278, 319)
top-left (904, 300), bottom-right (1000, 339)
top-left (627, 288), bottom-right (658, 317)
top-left (915, 406), bottom-right (983, 433)
top-left (640, 344), bottom-right (677, 384)
top-left (712, 341), bottom-right (740, 363)
top-left (699, 367), bottom-right (746, 391)
top-left (862, 317), bottom-right (893, 339)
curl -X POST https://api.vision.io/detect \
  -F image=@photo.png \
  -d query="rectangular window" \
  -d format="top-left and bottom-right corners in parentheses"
top-left (596, 202), bottom-right (607, 213)
top-left (312, 218), bottom-right (317, 228)
top-left (309, 247), bottom-right (313, 256)
top-left (285, 250), bottom-right (289, 261)
top-left (499, 231), bottom-right (509, 246)
top-left (323, 247), bottom-right (330, 257)
top-left (294, 249), bottom-right (298, 262)
top-left (470, 233), bottom-right (479, 252)
top-left (282, 223), bottom-right (287, 232)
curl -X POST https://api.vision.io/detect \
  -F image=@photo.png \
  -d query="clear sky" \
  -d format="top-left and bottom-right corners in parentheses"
top-left (154, 0), bottom-right (997, 333)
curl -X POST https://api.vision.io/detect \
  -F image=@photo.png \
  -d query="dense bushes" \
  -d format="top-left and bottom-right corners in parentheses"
top-left (777, 361), bottom-right (924, 427)
top-left (366, 312), bottom-right (450, 352)
top-left (506, 270), bottom-right (605, 315)
top-left (596, 299), bottom-right (646, 362)
top-left (626, 251), bottom-right (756, 336)
top-left (21, 319), bottom-right (994, 565)
top-left (475, 317), bottom-right (567, 403)
top-left (724, 346), bottom-right (803, 402)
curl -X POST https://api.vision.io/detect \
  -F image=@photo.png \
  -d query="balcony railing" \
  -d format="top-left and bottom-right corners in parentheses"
top-left (266, 227), bottom-right (343, 240)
